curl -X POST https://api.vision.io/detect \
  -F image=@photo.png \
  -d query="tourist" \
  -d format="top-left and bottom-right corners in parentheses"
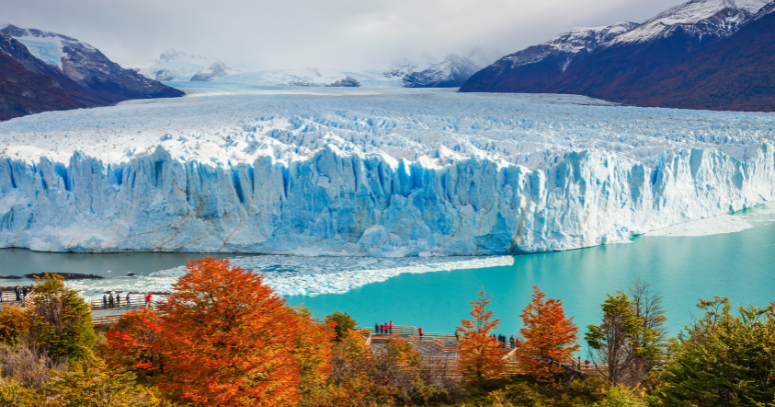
top-left (116, 293), bottom-right (121, 307)
top-left (382, 323), bottom-right (387, 334)
top-left (126, 293), bottom-right (131, 308)
top-left (389, 321), bottom-right (393, 334)
top-left (103, 294), bottom-right (108, 308)
top-left (21, 286), bottom-right (28, 301)
top-left (418, 327), bottom-right (423, 341)
top-left (584, 359), bottom-right (590, 369)
top-left (14, 286), bottom-right (21, 303)
top-left (509, 335), bottom-right (515, 348)
top-left (145, 292), bottom-right (152, 307)
top-left (455, 330), bottom-right (459, 341)
top-left (374, 323), bottom-right (380, 334)
top-left (108, 293), bottom-right (114, 308)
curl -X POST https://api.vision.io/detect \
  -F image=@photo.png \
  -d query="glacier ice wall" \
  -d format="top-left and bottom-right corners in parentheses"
top-left (2, 142), bottom-right (774, 255)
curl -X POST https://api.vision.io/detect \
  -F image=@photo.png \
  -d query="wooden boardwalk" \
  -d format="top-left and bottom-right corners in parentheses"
top-left (4, 291), bottom-right (599, 379)
top-left (361, 325), bottom-right (597, 379)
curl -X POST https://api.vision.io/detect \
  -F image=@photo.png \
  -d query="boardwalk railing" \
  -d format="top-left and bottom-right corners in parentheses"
top-left (90, 294), bottom-right (164, 310)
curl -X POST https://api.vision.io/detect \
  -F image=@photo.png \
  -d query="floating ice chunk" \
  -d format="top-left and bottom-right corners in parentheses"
top-left (643, 215), bottom-right (753, 237)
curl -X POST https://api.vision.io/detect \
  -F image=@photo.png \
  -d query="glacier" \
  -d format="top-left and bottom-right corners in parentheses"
top-left (1, 86), bottom-right (775, 256)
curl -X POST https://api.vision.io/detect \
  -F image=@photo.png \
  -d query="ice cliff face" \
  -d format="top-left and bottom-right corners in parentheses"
top-left (1, 88), bottom-right (774, 255)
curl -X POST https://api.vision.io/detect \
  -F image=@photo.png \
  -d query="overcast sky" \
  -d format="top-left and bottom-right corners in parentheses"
top-left (1, 0), bottom-right (686, 70)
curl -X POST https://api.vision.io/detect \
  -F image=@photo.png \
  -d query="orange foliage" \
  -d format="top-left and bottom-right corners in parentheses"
top-left (516, 286), bottom-right (580, 382)
top-left (457, 289), bottom-right (506, 381)
top-left (294, 305), bottom-right (336, 404)
top-left (154, 257), bottom-right (302, 407)
top-left (101, 307), bottom-right (163, 374)
top-left (0, 304), bottom-right (32, 341)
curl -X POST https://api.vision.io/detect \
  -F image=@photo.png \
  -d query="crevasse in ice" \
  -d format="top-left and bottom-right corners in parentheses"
top-left (1, 87), bottom-right (774, 256)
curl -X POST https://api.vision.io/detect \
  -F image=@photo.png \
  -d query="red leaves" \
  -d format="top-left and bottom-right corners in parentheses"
top-left (153, 257), bottom-right (303, 407)
top-left (101, 307), bottom-right (163, 374)
top-left (516, 285), bottom-right (580, 382)
top-left (457, 289), bottom-right (506, 381)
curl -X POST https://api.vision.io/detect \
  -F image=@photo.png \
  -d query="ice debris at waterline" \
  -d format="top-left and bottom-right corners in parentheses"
top-left (64, 255), bottom-right (515, 298)
top-left (643, 214), bottom-right (753, 237)
top-left (2, 88), bottom-right (775, 256)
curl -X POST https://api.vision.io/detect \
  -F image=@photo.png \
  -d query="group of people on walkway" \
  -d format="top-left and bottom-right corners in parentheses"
top-left (374, 321), bottom-right (394, 334)
top-left (102, 292), bottom-right (153, 308)
top-left (1, 286), bottom-right (34, 306)
top-left (493, 334), bottom-right (516, 349)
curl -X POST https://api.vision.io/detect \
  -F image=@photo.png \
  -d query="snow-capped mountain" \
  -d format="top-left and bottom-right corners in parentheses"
top-left (401, 49), bottom-right (502, 88)
top-left (461, 0), bottom-right (775, 111)
top-left (402, 54), bottom-right (481, 88)
top-left (609, 0), bottom-right (771, 45)
top-left (0, 33), bottom-right (84, 120)
top-left (139, 49), bottom-right (235, 82)
top-left (0, 23), bottom-right (183, 106)
top-left (190, 61), bottom-right (235, 82)
top-left (495, 22), bottom-right (637, 73)
top-left (215, 67), bottom-right (402, 87)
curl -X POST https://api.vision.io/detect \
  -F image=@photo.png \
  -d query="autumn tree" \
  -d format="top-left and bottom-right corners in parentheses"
top-left (0, 304), bottom-right (32, 343)
top-left (322, 328), bottom-right (393, 407)
top-left (457, 289), bottom-right (506, 382)
top-left (294, 305), bottom-right (335, 406)
top-left (53, 352), bottom-right (175, 407)
top-left (516, 286), bottom-right (580, 382)
top-left (29, 274), bottom-right (96, 360)
top-left (100, 308), bottom-right (164, 381)
top-left (153, 258), bottom-right (302, 407)
top-left (376, 335), bottom-right (441, 405)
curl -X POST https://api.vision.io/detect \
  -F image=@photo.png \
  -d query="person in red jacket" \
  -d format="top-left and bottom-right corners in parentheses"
top-left (145, 292), bottom-right (152, 307)
top-left (418, 327), bottom-right (423, 341)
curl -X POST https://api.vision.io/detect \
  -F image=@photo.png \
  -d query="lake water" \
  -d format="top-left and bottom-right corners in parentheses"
top-left (2, 206), bottom-right (774, 340)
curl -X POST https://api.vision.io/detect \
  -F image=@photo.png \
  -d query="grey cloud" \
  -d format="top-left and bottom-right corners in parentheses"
top-left (1, 0), bottom-right (687, 71)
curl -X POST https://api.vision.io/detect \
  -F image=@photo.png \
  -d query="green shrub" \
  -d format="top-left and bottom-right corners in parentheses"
top-left (325, 311), bottom-right (357, 341)
top-left (471, 375), bottom-right (606, 407)
top-left (650, 297), bottom-right (775, 406)
top-left (598, 385), bottom-right (645, 407)
top-left (29, 274), bottom-right (96, 360)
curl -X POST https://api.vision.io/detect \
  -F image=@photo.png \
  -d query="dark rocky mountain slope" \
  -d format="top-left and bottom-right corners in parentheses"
top-left (0, 23), bottom-right (183, 118)
top-left (0, 34), bottom-right (85, 121)
top-left (460, 0), bottom-right (775, 112)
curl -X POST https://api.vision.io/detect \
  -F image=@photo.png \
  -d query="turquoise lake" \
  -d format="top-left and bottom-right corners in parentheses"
top-left (285, 210), bottom-right (775, 338)
top-left (2, 206), bottom-right (774, 341)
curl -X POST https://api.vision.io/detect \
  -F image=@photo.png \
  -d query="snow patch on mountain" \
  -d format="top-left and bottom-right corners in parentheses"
top-left (399, 48), bottom-right (503, 88)
top-left (609, 0), bottom-right (771, 44)
top-left (139, 49), bottom-right (234, 82)
top-left (217, 68), bottom-right (403, 88)
top-left (498, 22), bottom-right (638, 71)
top-left (0, 24), bottom-right (87, 69)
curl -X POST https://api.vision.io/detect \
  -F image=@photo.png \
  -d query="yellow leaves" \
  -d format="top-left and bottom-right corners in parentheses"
top-left (0, 304), bottom-right (32, 342)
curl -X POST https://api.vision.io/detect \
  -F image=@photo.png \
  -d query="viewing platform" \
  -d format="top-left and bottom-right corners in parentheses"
top-left (4, 291), bottom-right (598, 377)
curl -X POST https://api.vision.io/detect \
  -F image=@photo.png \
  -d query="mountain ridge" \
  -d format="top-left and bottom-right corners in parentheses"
top-left (0, 23), bottom-right (183, 105)
top-left (460, 0), bottom-right (775, 112)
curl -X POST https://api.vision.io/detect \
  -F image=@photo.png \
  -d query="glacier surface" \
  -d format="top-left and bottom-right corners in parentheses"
top-left (1, 86), bottom-right (775, 256)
